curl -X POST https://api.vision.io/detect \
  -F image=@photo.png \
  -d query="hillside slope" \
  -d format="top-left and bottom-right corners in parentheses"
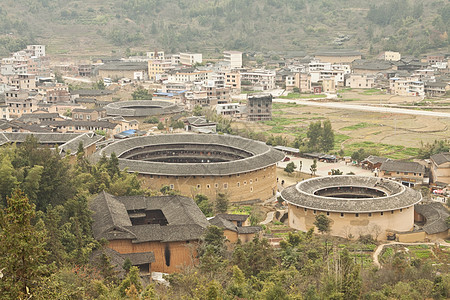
top-left (0, 0), bottom-right (448, 58)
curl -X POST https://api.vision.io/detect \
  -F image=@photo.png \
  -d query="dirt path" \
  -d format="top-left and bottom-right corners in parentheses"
top-left (373, 241), bottom-right (450, 269)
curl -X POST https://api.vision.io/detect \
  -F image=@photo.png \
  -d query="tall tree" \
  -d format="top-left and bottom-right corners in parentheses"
top-left (310, 159), bottom-right (317, 176)
top-left (215, 192), bottom-right (229, 213)
top-left (0, 189), bottom-right (48, 299)
top-left (320, 119), bottom-right (335, 152)
top-left (307, 121), bottom-right (323, 152)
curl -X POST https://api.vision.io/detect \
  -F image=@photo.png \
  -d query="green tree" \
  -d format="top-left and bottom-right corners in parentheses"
top-left (331, 169), bottom-right (343, 175)
top-left (193, 105), bottom-right (203, 116)
top-left (320, 119), bottom-right (335, 152)
top-left (0, 155), bottom-right (18, 205)
top-left (310, 159), bottom-right (317, 176)
top-left (284, 161), bottom-right (296, 174)
top-left (215, 192), bottom-right (229, 213)
top-left (307, 121), bottom-right (323, 152)
top-left (118, 266), bottom-right (142, 297)
top-left (93, 79), bottom-right (106, 90)
top-left (314, 214), bottom-right (331, 234)
top-left (195, 194), bottom-right (213, 217)
top-left (132, 86), bottom-right (151, 100)
top-left (0, 189), bottom-right (49, 299)
top-left (157, 121), bottom-right (165, 130)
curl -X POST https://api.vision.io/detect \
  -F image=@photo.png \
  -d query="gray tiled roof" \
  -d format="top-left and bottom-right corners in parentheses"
top-left (40, 120), bottom-right (118, 129)
top-left (97, 62), bottom-right (148, 71)
top-left (431, 152), bottom-right (450, 166)
top-left (380, 161), bottom-right (425, 173)
top-left (59, 132), bottom-right (104, 154)
top-left (281, 176), bottom-right (422, 213)
top-left (315, 49), bottom-right (361, 57)
top-left (105, 100), bottom-right (184, 117)
top-left (237, 226), bottom-right (262, 234)
top-left (90, 192), bottom-right (210, 243)
top-left (362, 155), bottom-right (390, 165)
top-left (209, 216), bottom-right (238, 232)
top-left (216, 213), bottom-right (249, 222)
top-left (0, 132), bottom-right (104, 155)
top-left (415, 202), bottom-right (449, 234)
top-left (99, 134), bottom-right (284, 176)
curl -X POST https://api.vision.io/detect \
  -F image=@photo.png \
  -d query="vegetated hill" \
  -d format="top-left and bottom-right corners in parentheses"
top-left (0, 0), bottom-right (448, 58)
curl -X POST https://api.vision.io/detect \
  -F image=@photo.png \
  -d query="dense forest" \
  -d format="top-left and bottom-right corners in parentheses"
top-left (0, 0), bottom-right (448, 57)
top-left (0, 137), bottom-right (450, 299)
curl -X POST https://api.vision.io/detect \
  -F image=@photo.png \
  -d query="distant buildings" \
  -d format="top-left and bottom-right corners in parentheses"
top-left (223, 51), bottom-right (243, 69)
top-left (179, 53), bottom-right (202, 66)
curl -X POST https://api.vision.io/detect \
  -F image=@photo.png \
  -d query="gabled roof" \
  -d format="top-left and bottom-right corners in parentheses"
top-left (90, 192), bottom-right (210, 243)
top-left (415, 202), bottom-right (449, 234)
top-left (216, 213), bottom-right (249, 222)
top-left (380, 160), bottom-right (425, 173)
top-left (209, 216), bottom-right (238, 232)
top-left (362, 155), bottom-right (390, 165)
top-left (431, 152), bottom-right (450, 166)
top-left (186, 116), bottom-right (216, 126)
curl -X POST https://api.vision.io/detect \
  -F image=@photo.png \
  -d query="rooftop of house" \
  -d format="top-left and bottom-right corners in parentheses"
top-left (362, 155), bottom-right (390, 165)
top-left (209, 215), bottom-right (261, 235)
top-left (414, 202), bottom-right (450, 235)
top-left (380, 160), bottom-right (425, 174)
top-left (186, 116), bottom-right (217, 126)
top-left (89, 191), bottom-right (210, 243)
top-left (97, 62), bottom-right (148, 71)
top-left (0, 131), bottom-right (103, 155)
top-left (281, 176), bottom-right (422, 213)
top-left (315, 49), bottom-right (361, 57)
top-left (40, 120), bottom-right (118, 129)
top-left (98, 134), bottom-right (285, 176)
top-left (71, 89), bottom-right (113, 97)
top-left (431, 152), bottom-right (450, 166)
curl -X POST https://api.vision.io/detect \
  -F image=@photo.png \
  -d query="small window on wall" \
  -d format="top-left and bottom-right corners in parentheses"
top-left (313, 210), bottom-right (317, 214)
top-left (326, 212), bottom-right (330, 216)
top-left (197, 184), bottom-right (201, 189)
top-left (215, 183), bottom-right (218, 188)
top-left (224, 183), bottom-right (228, 189)
top-left (244, 181), bottom-right (247, 185)
top-left (250, 187), bottom-right (253, 192)
top-left (237, 182), bottom-right (240, 187)
top-left (381, 212), bottom-right (384, 216)
top-left (206, 184), bottom-right (210, 189)
top-left (255, 178), bottom-right (258, 182)
top-left (250, 179), bottom-right (253, 184)
top-left (400, 208), bottom-right (403, 212)
top-left (355, 213), bottom-right (359, 217)
top-left (170, 184), bottom-right (174, 189)
top-left (340, 213), bottom-right (344, 217)
top-left (368, 213), bottom-right (372, 217)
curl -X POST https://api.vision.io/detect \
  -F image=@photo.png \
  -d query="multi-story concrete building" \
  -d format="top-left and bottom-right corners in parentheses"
top-left (167, 69), bottom-right (211, 83)
top-left (179, 53), bottom-right (202, 66)
top-left (345, 74), bottom-right (376, 89)
top-left (216, 103), bottom-right (241, 116)
top-left (26, 45), bottom-right (46, 57)
top-left (5, 90), bottom-right (35, 119)
top-left (223, 51), bottom-right (243, 69)
top-left (379, 160), bottom-right (426, 187)
top-left (148, 60), bottom-right (174, 81)
top-left (224, 72), bottom-right (241, 91)
top-left (383, 51), bottom-right (401, 61)
top-left (147, 51), bottom-right (165, 60)
top-left (240, 70), bottom-right (276, 90)
top-left (390, 77), bottom-right (425, 97)
top-left (9, 74), bottom-right (36, 90)
top-left (247, 93), bottom-right (272, 121)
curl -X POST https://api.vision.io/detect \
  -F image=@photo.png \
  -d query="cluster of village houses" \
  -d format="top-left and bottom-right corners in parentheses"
top-left (0, 45), bottom-right (449, 276)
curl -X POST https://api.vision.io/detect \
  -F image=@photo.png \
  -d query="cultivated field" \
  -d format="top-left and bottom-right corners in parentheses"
top-left (233, 90), bottom-right (450, 159)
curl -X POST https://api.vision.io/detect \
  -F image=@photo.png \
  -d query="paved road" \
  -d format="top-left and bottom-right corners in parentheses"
top-left (274, 98), bottom-right (450, 118)
top-left (260, 211), bottom-right (275, 225)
